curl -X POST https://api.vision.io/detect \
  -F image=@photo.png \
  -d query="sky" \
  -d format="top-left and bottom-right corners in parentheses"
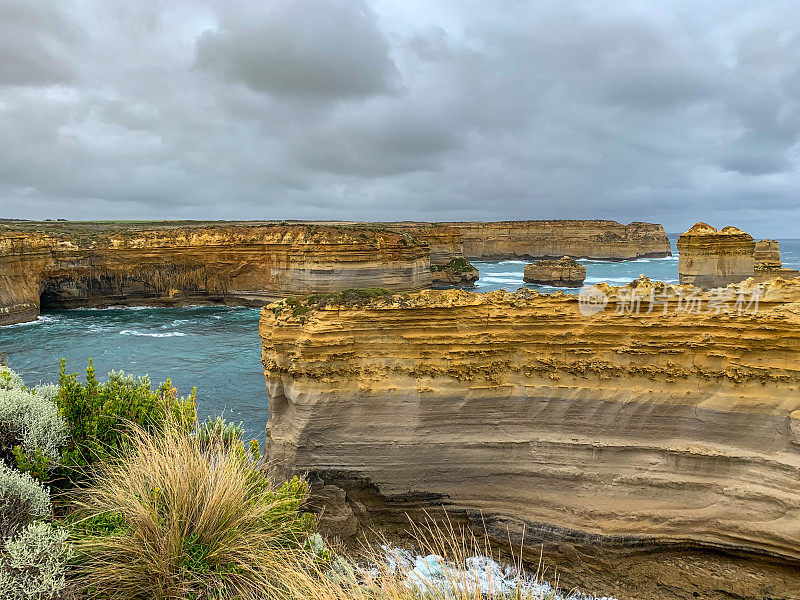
top-left (0, 1), bottom-right (799, 237)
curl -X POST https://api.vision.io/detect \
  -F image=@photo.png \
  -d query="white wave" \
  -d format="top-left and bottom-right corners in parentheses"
top-left (480, 277), bottom-right (524, 284)
top-left (119, 329), bottom-right (188, 338)
top-left (632, 255), bottom-right (679, 262)
top-left (481, 271), bottom-right (523, 276)
top-left (498, 260), bottom-right (527, 264)
top-left (2, 315), bottom-right (59, 328)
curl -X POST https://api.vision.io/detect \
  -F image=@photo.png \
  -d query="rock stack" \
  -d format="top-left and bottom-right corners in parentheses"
top-left (754, 239), bottom-right (799, 282)
top-left (677, 222), bottom-right (755, 289)
top-left (523, 256), bottom-right (586, 287)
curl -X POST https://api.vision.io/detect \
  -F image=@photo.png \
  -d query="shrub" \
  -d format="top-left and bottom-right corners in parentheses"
top-left (33, 383), bottom-right (60, 402)
top-left (195, 415), bottom-right (244, 449)
top-left (0, 522), bottom-right (73, 600)
top-left (0, 461), bottom-right (50, 538)
top-left (70, 420), bottom-right (316, 600)
top-left (0, 386), bottom-right (67, 480)
top-left (0, 366), bottom-right (24, 391)
top-left (56, 360), bottom-right (196, 479)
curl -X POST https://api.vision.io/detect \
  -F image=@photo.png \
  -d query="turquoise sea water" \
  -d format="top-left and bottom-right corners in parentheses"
top-left (1, 238), bottom-right (798, 440)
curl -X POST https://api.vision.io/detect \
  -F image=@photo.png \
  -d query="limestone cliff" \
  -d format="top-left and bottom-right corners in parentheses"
top-left (754, 239), bottom-right (800, 283)
top-left (382, 223), bottom-right (479, 287)
top-left (438, 220), bottom-right (671, 260)
top-left (261, 279), bottom-right (800, 600)
top-left (755, 239), bottom-right (782, 268)
top-left (523, 256), bottom-right (585, 287)
top-left (678, 222), bottom-right (755, 289)
top-left (0, 223), bottom-right (430, 325)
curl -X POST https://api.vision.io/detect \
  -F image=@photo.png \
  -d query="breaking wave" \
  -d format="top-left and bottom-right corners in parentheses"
top-left (119, 329), bottom-right (188, 338)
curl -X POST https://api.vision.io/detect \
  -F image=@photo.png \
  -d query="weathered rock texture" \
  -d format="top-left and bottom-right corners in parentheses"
top-left (382, 224), bottom-right (480, 287)
top-left (523, 256), bottom-right (586, 287)
top-left (430, 258), bottom-right (479, 287)
top-left (677, 222), bottom-right (755, 289)
top-left (261, 279), bottom-right (800, 600)
top-left (755, 239), bottom-right (783, 268)
top-left (754, 239), bottom-right (800, 283)
top-left (0, 223), bottom-right (430, 325)
top-left (437, 220), bottom-right (671, 260)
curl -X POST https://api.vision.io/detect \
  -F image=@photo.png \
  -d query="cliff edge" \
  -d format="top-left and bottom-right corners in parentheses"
top-left (261, 279), bottom-right (800, 600)
top-left (0, 223), bottom-right (430, 325)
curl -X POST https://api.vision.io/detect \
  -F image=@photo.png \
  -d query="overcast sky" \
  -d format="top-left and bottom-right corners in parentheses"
top-left (1, 1), bottom-right (799, 236)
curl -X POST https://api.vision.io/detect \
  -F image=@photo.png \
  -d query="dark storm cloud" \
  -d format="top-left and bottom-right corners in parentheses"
top-left (0, 0), bottom-right (799, 236)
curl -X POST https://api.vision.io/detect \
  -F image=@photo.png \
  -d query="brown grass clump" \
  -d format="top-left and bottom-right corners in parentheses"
top-left (68, 421), bottom-right (315, 600)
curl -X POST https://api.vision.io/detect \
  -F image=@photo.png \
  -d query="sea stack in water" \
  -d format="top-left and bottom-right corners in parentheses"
top-left (753, 239), bottom-right (800, 282)
top-left (677, 222), bottom-right (755, 288)
top-left (430, 258), bottom-right (479, 286)
top-left (523, 256), bottom-right (585, 287)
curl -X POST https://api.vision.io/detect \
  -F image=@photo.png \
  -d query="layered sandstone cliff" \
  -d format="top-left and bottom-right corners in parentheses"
top-left (755, 239), bottom-right (782, 268)
top-left (438, 220), bottom-right (671, 260)
top-left (677, 222), bottom-right (755, 288)
top-left (381, 223), bottom-right (479, 286)
top-left (261, 279), bottom-right (800, 600)
top-left (0, 223), bottom-right (430, 325)
top-left (523, 256), bottom-right (585, 287)
top-left (754, 239), bottom-right (800, 283)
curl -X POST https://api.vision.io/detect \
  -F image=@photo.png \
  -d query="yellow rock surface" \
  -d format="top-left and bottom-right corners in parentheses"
top-left (261, 278), bottom-right (800, 599)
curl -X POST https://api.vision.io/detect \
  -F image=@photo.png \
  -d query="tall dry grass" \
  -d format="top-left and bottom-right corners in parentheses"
top-left (281, 516), bottom-right (566, 600)
top-left (69, 421), bottom-right (315, 600)
top-left (66, 420), bottom-right (581, 600)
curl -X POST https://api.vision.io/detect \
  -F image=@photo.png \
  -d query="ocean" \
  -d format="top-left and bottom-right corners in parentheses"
top-left (2, 238), bottom-right (798, 441)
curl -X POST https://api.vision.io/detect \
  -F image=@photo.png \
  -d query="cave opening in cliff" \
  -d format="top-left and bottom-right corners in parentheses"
top-left (39, 277), bottom-right (92, 309)
top-left (39, 275), bottom-right (150, 309)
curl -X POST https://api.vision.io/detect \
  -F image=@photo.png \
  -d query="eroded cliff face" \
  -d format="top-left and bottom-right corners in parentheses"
top-left (523, 256), bottom-right (585, 287)
top-left (261, 279), bottom-right (800, 600)
top-left (754, 239), bottom-right (800, 283)
top-left (677, 222), bottom-right (755, 289)
top-left (0, 224), bottom-right (430, 325)
top-left (438, 220), bottom-right (671, 260)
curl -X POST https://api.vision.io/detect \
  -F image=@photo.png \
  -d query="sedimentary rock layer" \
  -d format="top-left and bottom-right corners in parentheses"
top-left (523, 256), bottom-right (585, 287)
top-left (261, 279), bottom-right (800, 600)
top-left (0, 224), bottom-right (430, 325)
top-left (755, 239), bottom-right (782, 268)
top-left (437, 220), bottom-right (671, 260)
top-left (754, 239), bottom-right (800, 283)
top-left (678, 222), bottom-right (755, 289)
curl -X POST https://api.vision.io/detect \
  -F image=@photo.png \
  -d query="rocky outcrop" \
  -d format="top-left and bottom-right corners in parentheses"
top-left (437, 220), bottom-right (671, 260)
top-left (430, 258), bottom-right (479, 287)
top-left (523, 256), bottom-right (585, 287)
top-left (382, 224), bottom-right (480, 287)
top-left (261, 278), bottom-right (800, 600)
top-left (754, 239), bottom-right (782, 268)
top-left (754, 239), bottom-right (800, 283)
top-left (0, 223), bottom-right (430, 325)
top-left (381, 223), bottom-right (465, 264)
top-left (677, 222), bottom-right (755, 288)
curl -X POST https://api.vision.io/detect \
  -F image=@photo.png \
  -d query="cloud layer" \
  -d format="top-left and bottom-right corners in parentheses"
top-left (0, 0), bottom-right (799, 236)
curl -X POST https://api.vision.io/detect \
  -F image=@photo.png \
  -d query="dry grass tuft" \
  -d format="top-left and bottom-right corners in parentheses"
top-left (69, 421), bottom-right (315, 600)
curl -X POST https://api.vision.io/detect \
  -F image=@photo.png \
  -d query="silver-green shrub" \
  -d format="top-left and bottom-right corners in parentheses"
top-left (0, 367), bottom-right (24, 391)
top-left (32, 383), bottom-right (59, 403)
top-left (0, 462), bottom-right (50, 538)
top-left (0, 522), bottom-right (72, 600)
top-left (0, 386), bottom-right (67, 467)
